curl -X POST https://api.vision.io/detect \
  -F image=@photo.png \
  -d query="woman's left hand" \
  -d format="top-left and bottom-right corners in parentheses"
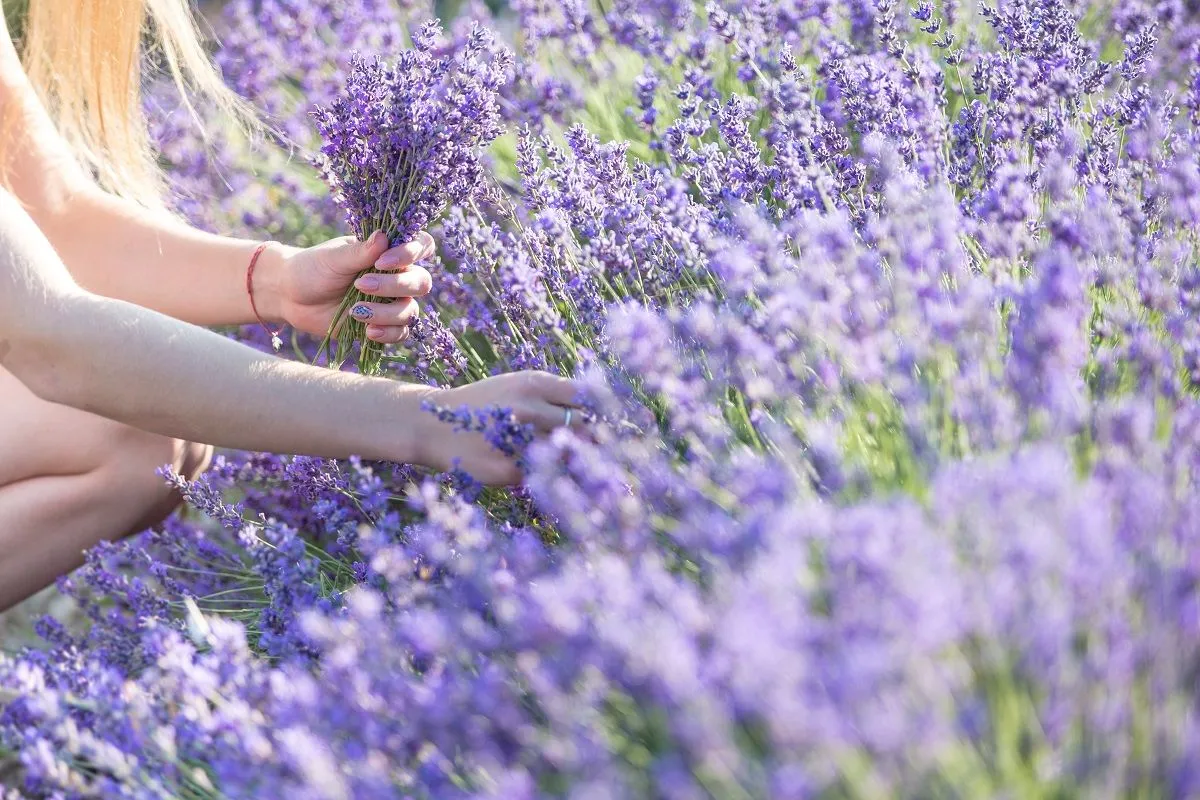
top-left (276, 230), bottom-right (436, 341)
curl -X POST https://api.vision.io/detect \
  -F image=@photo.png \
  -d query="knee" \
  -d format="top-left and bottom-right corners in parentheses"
top-left (102, 426), bottom-right (211, 483)
top-left (97, 429), bottom-right (214, 534)
top-left (178, 440), bottom-right (215, 481)
top-left (95, 426), bottom-right (213, 522)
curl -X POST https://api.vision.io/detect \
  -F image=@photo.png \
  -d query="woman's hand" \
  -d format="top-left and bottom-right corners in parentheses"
top-left (414, 372), bottom-right (585, 485)
top-left (276, 230), bottom-right (436, 342)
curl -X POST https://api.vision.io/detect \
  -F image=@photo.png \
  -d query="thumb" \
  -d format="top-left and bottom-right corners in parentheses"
top-left (326, 230), bottom-right (390, 276)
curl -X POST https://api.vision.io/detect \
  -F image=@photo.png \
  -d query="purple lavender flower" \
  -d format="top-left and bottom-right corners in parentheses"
top-left (313, 20), bottom-right (511, 374)
top-left (18, 0), bottom-right (1200, 796)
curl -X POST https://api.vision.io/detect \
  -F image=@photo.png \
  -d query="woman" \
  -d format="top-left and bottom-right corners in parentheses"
top-left (0, 0), bottom-right (582, 609)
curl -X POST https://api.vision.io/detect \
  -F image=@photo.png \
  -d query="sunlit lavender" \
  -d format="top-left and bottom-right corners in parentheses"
top-left (312, 19), bottom-right (510, 373)
top-left (4, 0), bottom-right (1200, 796)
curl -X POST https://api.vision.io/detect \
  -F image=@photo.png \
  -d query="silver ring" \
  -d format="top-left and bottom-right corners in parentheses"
top-left (563, 408), bottom-right (573, 428)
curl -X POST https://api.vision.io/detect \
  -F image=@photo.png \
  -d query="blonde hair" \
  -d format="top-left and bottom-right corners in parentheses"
top-left (14, 0), bottom-right (249, 206)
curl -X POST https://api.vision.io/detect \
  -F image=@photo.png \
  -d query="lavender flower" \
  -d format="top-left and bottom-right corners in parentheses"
top-left (312, 20), bottom-right (511, 373)
top-left (14, 0), bottom-right (1200, 796)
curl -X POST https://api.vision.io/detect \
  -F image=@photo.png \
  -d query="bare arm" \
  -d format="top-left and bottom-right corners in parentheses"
top-left (0, 20), bottom-right (295, 328)
top-left (40, 188), bottom-right (301, 327)
top-left (0, 188), bottom-right (581, 482)
top-left (0, 186), bottom-right (428, 460)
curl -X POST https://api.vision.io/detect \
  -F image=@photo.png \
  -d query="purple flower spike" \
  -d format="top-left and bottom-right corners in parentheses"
top-left (313, 20), bottom-right (512, 374)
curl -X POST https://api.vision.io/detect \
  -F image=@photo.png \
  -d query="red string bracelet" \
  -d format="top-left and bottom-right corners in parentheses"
top-left (246, 241), bottom-right (285, 352)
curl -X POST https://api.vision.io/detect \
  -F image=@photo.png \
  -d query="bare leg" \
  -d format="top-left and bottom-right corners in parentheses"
top-left (0, 367), bottom-right (212, 611)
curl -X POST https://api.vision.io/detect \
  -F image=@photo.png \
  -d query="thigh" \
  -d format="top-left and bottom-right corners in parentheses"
top-left (0, 365), bottom-right (137, 486)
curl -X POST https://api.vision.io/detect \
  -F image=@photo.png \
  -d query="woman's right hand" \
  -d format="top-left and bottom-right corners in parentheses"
top-left (414, 371), bottom-right (584, 485)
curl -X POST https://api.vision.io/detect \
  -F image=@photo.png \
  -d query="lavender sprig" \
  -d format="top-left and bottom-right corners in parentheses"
top-left (312, 20), bottom-right (511, 374)
top-left (421, 399), bottom-right (537, 467)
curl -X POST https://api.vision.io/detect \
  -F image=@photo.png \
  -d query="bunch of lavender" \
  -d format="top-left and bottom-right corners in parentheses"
top-left (311, 20), bottom-right (511, 374)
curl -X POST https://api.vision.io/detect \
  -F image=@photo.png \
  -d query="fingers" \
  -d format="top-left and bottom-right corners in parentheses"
top-left (354, 265), bottom-right (433, 299)
top-left (498, 373), bottom-right (586, 431)
top-left (319, 230), bottom-right (390, 278)
top-left (365, 325), bottom-right (411, 344)
top-left (518, 401), bottom-right (577, 433)
top-left (350, 297), bottom-right (419, 343)
top-left (518, 401), bottom-right (596, 434)
top-left (324, 229), bottom-right (434, 279)
top-left (528, 372), bottom-right (584, 408)
top-left (374, 230), bottom-right (435, 271)
top-left (345, 230), bottom-right (390, 265)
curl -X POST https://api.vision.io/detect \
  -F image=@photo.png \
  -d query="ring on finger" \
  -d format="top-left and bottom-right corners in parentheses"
top-left (563, 408), bottom-right (573, 428)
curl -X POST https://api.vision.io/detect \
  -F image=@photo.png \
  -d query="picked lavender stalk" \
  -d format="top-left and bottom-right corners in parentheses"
top-left (312, 20), bottom-right (510, 375)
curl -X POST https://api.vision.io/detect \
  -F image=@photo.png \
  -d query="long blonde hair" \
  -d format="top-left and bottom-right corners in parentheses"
top-left (13, 0), bottom-right (247, 205)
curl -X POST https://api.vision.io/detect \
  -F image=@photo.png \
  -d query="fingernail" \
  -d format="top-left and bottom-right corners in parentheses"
top-left (357, 275), bottom-right (381, 291)
top-left (377, 239), bottom-right (425, 268)
top-left (366, 325), bottom-right (383, 340)
top-left (351, 304), bottom-right (374, 321)
top-left (368, 230), bottom-right (385, 247)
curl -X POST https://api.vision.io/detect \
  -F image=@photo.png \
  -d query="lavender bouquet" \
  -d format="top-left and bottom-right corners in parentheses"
top-left (313, 20), bottom-right (510, 374)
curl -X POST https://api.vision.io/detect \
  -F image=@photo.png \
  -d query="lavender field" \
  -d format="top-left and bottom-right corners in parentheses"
top-left (3, 0), bottom-right (1200, 796)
